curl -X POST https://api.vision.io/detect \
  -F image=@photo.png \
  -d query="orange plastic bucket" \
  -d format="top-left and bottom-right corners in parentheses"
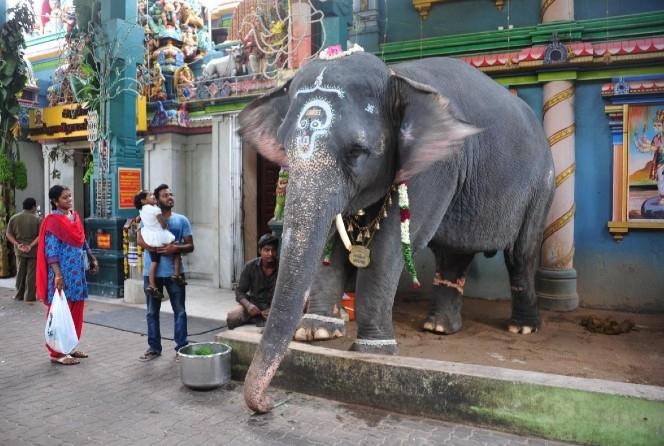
top-left (341, 292), bottom-right (355, 321)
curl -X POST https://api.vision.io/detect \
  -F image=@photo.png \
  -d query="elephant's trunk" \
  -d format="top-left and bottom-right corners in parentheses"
top-left (243, 209), bottom-right (334, 413)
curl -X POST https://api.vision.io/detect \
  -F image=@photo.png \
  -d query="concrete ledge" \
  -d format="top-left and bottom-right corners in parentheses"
top-left (123, 278), bottom-right (146, 304)
top-left (217, 330), bottom-right (664, 446)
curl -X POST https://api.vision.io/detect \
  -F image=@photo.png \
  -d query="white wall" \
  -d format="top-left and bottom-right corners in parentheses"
top-left (143, 122), bottom-right (243, 289)
top-left (144, 131), bottom-right (220, 287)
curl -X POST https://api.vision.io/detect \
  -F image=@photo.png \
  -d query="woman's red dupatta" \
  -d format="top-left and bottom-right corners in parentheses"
top-left (36, 211), bottom-right (86, 302)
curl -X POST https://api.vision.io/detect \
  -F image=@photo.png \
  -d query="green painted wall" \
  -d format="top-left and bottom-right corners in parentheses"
top-left (379, 0), bottom-right (540, 42)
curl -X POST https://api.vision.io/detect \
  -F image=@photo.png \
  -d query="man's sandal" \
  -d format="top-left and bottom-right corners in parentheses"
top-left (50, 355), bottom-right (80, 365)
top-left (138, 350), bottom-right (161, 362)
top-left (70, 350), bottom-right (88, 358)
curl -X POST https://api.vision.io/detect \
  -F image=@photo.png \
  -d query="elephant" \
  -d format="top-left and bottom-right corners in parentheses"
top-left (237, 52), bottom-right (555, 413)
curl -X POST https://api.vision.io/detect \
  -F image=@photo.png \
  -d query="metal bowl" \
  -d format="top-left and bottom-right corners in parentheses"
top-left (178, 342), bottom-right (232, 390)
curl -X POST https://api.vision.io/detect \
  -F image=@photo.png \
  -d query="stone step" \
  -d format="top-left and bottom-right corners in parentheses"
top-left (217, 329), bottom-right (664, 446)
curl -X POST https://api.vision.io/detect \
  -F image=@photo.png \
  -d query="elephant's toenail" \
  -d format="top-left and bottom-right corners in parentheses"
top-left (423, 321), bottom-right (434, 331)
top-left (521, 326), bottom-right (532, 335)
top-left (435, 324), bottom-right (445, 333)
top-left (314, 328), bottom-right (330, 339)
top-left (294, 328), bottom-right (307, 341)
top-left (508, 325), bottom-right (519, 334)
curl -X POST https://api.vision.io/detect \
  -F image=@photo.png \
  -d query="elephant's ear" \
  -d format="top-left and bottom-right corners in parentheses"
top-left (238, 80), bottom-right (292, 166)
top-left (391, 71), bottom-right (479, 183)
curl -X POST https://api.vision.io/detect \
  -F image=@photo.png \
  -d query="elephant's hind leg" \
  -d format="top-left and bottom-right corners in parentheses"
top-left (293, 239), bottom-right (348, 342)
top-left (424, 250), bottom-right (474, 335)
top-left (504, 203), bottom-right (548, 334)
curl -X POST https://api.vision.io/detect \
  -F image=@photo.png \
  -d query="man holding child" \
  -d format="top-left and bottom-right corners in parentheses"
top-left (137, 184), bottom-right (194, 361)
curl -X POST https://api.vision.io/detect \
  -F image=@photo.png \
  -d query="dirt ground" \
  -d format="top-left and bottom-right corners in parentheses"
top-left (312, 297), bottom-right (664, 386)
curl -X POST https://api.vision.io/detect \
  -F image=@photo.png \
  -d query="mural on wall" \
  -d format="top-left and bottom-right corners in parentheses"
top-left (628, 105), bottom-right (664, 220)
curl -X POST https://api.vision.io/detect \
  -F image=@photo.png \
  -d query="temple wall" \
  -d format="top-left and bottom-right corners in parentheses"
top-left (575, 82), bottom-right (664, 312)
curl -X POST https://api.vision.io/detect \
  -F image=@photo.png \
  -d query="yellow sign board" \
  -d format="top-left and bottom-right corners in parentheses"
top-left (27, 97), bottom-right (148, 141)
top-left (27, 104), bottom-right (88, 140)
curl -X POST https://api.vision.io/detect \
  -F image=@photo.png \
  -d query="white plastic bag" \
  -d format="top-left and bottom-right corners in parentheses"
top-left (45, 290), bottom-right (79, 354)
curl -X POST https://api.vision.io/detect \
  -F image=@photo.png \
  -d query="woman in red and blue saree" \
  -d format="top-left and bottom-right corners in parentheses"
top-left (36, 185), bottom-right (99, 365)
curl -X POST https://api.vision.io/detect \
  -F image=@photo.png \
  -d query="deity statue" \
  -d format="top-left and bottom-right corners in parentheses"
top-left (182, 25), bottom-right (199, 61)
top-left (152, 39), bottom-right (184, 73)
top-left (179, 2), bottom-right (204, 29)
top-left (46, 85), bottom-right (59, 106)
top-left (43, 0), bottom-right (64, 34)
top-left (273, 169), bottom-right (289, 221)
top-left (149, 63), bottom-right (167, 101)
top-left (161, 0), bottom-right (180, 29)
top-left (62, 4), bottom-right (76, 34)
top-left (176, 103), bottom-right (190, 127)
top-left (174, 64), bottom-right (195, 101)
top-left (136, 64), bottom-right (150, 98)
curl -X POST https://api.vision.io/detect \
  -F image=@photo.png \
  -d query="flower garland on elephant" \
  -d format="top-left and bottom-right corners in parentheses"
top-left (398, 182), bottom-right (420, 288)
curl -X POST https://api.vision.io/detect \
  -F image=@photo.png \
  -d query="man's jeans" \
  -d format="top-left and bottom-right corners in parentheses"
top-left (145, 276), bottom-right (188, 353)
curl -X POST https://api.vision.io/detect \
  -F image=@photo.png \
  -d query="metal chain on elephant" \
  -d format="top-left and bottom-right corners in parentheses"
top-left (323, 183), bottom-right (420, 288)
top-left (342, 185), bottom-right (397, 268)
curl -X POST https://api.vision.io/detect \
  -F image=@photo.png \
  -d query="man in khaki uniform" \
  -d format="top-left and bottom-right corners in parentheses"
top-left (6, 198), bottom-right (41, 303)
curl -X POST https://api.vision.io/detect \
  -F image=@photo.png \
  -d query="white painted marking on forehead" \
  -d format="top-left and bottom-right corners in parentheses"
top-left (365, 103), bottom-right (375, 114)
top-left (295, 67), bottom-right (346, 99)
top-left (294, 98), bottom-right (335, 160)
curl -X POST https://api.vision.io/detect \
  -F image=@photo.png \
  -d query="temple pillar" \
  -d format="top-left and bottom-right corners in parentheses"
top-left (212, 114), bottom-right (244, 288)
top-left (86, 0), bottom-right (144, 297)
top-left (319, 0), bottom-right (352, 50)
top-left (289, 0), bottom-right (312, 69)
top-left (0, 0), bottom-right (6, 25)
top-left (351, 0), bottom-right (379, 53)
top-left (536, 0), bottom-right (578, 311)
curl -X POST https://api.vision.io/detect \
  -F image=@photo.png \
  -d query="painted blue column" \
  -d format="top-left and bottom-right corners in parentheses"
top-left (319, 0), bottom-right (352, 50)
top-left (86, 0), bottom-right (144, 297)
top-left (0, 0), bottom-right (6, 25)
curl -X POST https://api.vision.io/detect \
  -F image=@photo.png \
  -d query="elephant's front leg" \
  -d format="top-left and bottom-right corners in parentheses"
top-left (424, 249), bottom-right (475, 334)
top-left (293, 238), bottom-right (349, 341)
top-left (350, 220), bottom-right (404, 355)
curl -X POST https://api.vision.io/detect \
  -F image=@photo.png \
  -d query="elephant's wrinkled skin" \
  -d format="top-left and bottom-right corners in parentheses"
top-left (238, 53), bottom-right (554, 413)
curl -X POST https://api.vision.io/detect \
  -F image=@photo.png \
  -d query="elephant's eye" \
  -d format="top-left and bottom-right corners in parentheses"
top-left (346, 144), bottom-right (370, 160)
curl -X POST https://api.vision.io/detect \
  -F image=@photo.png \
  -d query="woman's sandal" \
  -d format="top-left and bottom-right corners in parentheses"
top-left (50, 355), bottom-right (80, 365)
top-left (70, 350), bottom-right (88, 359)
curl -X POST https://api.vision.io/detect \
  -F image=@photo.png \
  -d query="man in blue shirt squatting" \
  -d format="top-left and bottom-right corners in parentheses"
top-left (137, 184), bottom-right (195, 361)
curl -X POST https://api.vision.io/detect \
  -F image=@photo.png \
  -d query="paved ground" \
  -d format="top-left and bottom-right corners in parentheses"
top-left (0, 289), bottom-right (575, 446)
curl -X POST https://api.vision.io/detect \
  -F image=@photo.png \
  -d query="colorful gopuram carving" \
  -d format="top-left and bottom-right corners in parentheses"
top-left (139, 0), bottom-right (211, 128)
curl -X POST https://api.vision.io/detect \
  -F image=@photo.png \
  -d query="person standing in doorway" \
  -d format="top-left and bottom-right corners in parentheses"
top-left (137, 184), bottom-right (194, 361)
top-left (7, 198), bottom-right (42, 303)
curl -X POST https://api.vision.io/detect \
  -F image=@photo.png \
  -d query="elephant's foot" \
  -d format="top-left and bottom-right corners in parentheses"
top-left (422, 312), bottom-right (462, 335)
top-left (350, 338), bottom-right (398, 355)
top-left (293, 314), bottom-right (345, 341)
top-left (507, 323), bottom-right (537, 335)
